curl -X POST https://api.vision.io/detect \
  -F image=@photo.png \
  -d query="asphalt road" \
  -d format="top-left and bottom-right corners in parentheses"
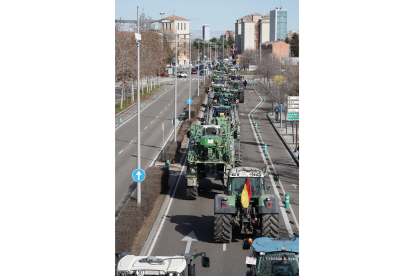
top-left (145, 81), bottom-right (300, 276)
top-left (115, 77), bottom-right (202, 215)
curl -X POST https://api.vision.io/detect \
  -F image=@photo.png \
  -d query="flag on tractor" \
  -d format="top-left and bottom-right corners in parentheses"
top-left (240, 177), bottom-right (252, 208)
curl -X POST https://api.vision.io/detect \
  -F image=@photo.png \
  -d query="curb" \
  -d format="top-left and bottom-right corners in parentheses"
top-left (139, 94), bottom-right (208, 256)
top-left (266, 114), bottom-right (299, 166)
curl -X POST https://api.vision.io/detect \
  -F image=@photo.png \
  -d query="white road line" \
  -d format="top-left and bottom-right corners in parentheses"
top-left (118, 150), bottom-right (123, 154)
top-left (160, 111), bottom-right (162, 113)
top-left (164, 107), bottom-right (166, 109)
top-left (129, 140), bottom-right (133, 144)
top-left (144, 126), bottom-right (147, 129)
top-left (147, 151), bottom-right (187, 256)
top-left (248, 87), bottom-right (295, 238)
top-left (156, 116), bottom-right (158, 118)
top-left (251, 88), bottom-right (299, 230)
top-left (223, 243), bottom-right (226, 251)
top-left (150, 121), bottom-right (153, 123)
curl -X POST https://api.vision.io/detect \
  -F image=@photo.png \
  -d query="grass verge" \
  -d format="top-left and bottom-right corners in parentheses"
top-left (115, 84), bottom-right (164, 115)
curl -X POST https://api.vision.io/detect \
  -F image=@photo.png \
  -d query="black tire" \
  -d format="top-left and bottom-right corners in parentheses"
top-left (214, 213), bottom-right (232, 243)
top-left (239, 92), bottom-right (245, 103)
top-left (208, 98), bottom-right (213, 106)
top-left (186, 186), bottom-right (197, 200)
top-left (261, 213), bottom-right (279, 237)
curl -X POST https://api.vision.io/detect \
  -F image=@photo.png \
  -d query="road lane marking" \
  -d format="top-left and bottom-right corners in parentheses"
top-left (118, 150), bottom-right (123, 154)
top-left (129, 140), bottom-right (133, 144)
top-left (156, 116), bottom-right (158, 118)
top-left (144, 126), bottom-right (147, 129)
top-left (151, 121), bottom-right (153, 123)
top-left (223, 243), bottom-right (226, 251)
top-left (160, 111), bottom-right (162, 113)
top-left (248, 87), bottom-right (295, 238)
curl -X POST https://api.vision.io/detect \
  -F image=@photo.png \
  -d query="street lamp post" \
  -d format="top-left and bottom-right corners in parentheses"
top-left (161, 31), bottom-right (194, 140)
top-left (116, 8), bottom-right (170, 206)
top-left (196, 41), bottom-right (201, 96)
top-left (188, 33), bottom-right (194, 119)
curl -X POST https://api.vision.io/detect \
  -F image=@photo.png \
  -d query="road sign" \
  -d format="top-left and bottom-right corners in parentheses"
top-left (132, 169), bottom-right (146, 182)
top-left (172, 118), bottom-right (180, 125)
top-left (274, 76), bottom-right (283, 84)
top-left (279, 104), bottom-right (284, 110)
top-left (287, 96), bottom-right (299, 121)
top-left (187, 98), bottom-right (193, 104)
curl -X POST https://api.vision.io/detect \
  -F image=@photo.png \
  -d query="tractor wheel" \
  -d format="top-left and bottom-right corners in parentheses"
top-left (214, 214), bottom-right (232, 243)
top-left (239, 92), bottom-right (245, 103)
top-left (186, 186), bottom-right (198, 200)
top-left (261, 213), bottom-right (279, 237)
top-left (208, 98), bottom-right (213, 106)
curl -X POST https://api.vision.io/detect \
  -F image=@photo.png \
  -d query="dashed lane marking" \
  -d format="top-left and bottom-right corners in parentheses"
top-left (118, 150), bottom-right (123, 154)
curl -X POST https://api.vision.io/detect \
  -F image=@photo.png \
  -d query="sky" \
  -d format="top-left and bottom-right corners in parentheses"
top-left (115, 0), bottom-right (299, 40)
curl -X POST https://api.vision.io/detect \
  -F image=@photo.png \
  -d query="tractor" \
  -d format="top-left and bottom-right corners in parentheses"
top-left (186, 124), bottom-right (239, 200)
top-left (213, 166), bottom-right (280, 243)
top-left (242, 237), bottom-right (299, 276)
top-left (228, 80), bottom-right (245, 103)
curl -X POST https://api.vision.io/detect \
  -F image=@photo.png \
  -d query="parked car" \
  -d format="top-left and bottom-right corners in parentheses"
top-left (177, 71), bottom-right (187, 78)
top-left (157, 72), bottom-right (170, 77)
top-left (191, 68), bottom-right (197, 74)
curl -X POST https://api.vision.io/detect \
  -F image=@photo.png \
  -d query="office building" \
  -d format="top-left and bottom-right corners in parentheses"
top-left (202, 24), bottom-right (210, 41)
top-left (270, 7), bottom-right (287, 41)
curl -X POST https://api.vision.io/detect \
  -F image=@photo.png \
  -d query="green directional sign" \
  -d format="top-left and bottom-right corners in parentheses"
top-left (288, 113), bottom-right (299, 116)
top-left (287, 116), bottom-right (299, 121)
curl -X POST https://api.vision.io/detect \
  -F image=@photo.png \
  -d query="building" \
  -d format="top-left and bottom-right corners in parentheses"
top-left (159, 15), bottom-right (191, 67)
top-left (225, 30), bottom-right (234, 41)
top-left (235, 13), bottom-right (262, 54)
top-left (270, 7), bottom-right (287, 41)
top-left (202, 24), bottom-right (210, 41)
top-left (259, 14), bottom-right (270, 45)
top-left (260, 40), bottom-right (290, 65)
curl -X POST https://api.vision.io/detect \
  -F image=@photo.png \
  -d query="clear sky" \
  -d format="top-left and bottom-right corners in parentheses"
top-left (115, 0), bottom-right (299, 39)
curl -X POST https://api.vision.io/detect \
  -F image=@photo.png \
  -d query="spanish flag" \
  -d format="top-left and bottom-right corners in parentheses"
top-left (240, 177), bottom-right (252, 208)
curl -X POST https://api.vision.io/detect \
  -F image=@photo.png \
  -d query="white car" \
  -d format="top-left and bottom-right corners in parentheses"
top-left (177, 72), bottom-right (187, 78)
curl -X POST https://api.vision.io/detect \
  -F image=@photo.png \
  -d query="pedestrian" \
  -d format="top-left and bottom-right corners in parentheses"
top-left (243, 79), bottom-right (247, 88)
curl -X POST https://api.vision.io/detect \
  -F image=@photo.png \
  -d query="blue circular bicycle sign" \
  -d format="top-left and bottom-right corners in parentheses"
top-left (187, 98), bottom-right (193, 104)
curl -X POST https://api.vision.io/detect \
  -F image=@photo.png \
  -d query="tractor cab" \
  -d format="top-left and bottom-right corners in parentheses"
top-left (242, 237), bottom-right (299, 276)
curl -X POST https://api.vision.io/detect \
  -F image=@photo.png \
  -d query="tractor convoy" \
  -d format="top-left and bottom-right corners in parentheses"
top-left (186, 60), bottom-right (281, 244)
top-left (116, 59), bottom-right (297, 275)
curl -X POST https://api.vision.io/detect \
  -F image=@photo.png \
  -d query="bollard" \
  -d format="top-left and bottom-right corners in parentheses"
top-left (263, 96), bottom-right (265, 101)
top-left (173, 81), bottom-right (175, 85)
top-left (285, 193), bottom-right (290, 208)
top-left (264, 144), bottom-right (267, 154)
top-left (141, 103), bottom-right (143, 110)
top-left (164, 160), bottom-right (170, 169)
top-left (164, 86), bottom-right (166, 92)
top-left (119, 117), bottom-right (122, 125)
top-left (154, 94), bottom-right (156, 100)
top-left (255, 122), bottom-right (257, 130)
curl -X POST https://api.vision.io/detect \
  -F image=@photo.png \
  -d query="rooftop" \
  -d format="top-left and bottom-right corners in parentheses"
top-left (162, 15), bottom-right (189, 21)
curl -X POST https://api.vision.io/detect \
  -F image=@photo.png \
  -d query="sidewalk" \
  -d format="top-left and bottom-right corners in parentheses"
top-left (267, 110), bottom-right (299, 161)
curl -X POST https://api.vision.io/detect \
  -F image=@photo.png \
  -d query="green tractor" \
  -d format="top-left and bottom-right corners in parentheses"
top-left (186, 124), bottom-right (239, 200)
top-left (207, 78), bottom-right (226, 106)
top-left (214, 166), bottom-right (280, 243)
top-left (229, 80), bottom-right (245, 103)
top-left (205, 105), bottom-right (241, 167)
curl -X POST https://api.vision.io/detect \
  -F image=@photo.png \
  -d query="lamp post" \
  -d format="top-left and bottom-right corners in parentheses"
top-left (161, 31), bottom-right (193, 141)
top-left (116, 9), bottom-right (170, 206)
top-left (195, 41), bottom-right (201, 96)
top-left (188, 33), bottom-right (194, 119)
